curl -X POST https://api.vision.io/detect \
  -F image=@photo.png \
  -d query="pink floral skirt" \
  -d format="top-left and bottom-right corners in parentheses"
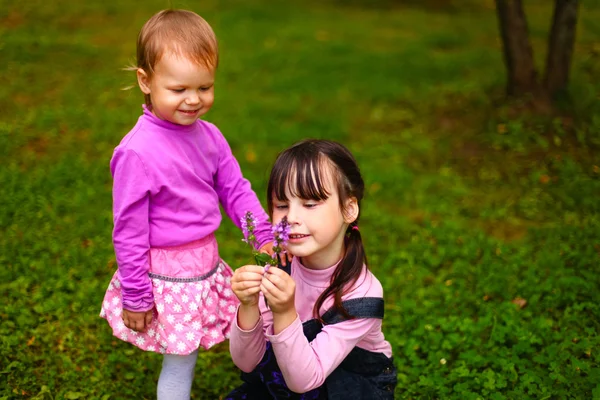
top-left (100, 234), bottom-right (239, 355)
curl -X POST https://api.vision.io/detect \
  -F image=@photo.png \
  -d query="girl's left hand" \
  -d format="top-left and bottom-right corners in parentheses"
top-left (258, 242), bottom-right (293, 266)
top-left (260, 266), bottom-right (295, 315)
top-left (231, 265), bottom-right (265, 307)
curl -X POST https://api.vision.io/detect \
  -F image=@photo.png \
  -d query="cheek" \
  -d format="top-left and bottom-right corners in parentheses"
top-left (153, 91), bottom-right (173, 103)
top-left (271, 211), bottom-right (285, 223)
top-left (203, 92), bottom-right (215, 106)
top-left (326, 206), bottom-right (345, 225)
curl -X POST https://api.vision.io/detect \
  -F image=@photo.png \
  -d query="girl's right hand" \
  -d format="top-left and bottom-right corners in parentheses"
top-left (122, 308), bottom-right (153, 332)
top-left (231, 265), bottom-right (266, 307)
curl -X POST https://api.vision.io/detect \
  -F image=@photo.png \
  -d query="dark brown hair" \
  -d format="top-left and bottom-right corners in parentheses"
top-left (267, 139), bottom-right (367, 322)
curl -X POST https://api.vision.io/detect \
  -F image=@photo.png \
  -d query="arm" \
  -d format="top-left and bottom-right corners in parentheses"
top-left (111, 149), bottom-right (153, 313)
top-left (260, 267), bottom-right (383, 393)
top-left (211, 129), bottom-right (272, 248)
top-left (230, 265), bottom-right (269, 371)
top-left (270, 315), bottom-right (381, 393)
top-left (229, 312), bottom-right (268, 372)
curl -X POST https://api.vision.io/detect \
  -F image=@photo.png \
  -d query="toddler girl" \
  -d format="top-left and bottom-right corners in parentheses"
top-left (99, 9), bottom-right (274, 399)
top-left (227, 139), bottom-right (398, 399)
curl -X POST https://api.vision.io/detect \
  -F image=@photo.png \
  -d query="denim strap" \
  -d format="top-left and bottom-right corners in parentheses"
top-left (322, 297), bottom-right (385, 324)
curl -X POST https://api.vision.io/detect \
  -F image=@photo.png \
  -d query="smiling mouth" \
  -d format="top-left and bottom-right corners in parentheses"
top-left (179, 109), bottom-right (199, 114)
top-left (289, 234), bottom-right (309, 239)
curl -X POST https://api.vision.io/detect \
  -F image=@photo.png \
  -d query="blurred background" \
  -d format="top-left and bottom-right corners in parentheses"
top-left (1, 0), bottom-right (599, 398)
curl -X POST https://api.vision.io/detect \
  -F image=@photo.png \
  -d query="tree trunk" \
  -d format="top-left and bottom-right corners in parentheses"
top-left (544, 0), bottom-right (579, 97)
top-left (495, 0), bottom-right (539, 96)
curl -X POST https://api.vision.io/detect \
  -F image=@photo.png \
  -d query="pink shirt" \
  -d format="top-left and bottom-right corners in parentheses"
top-left (111, 106), bottom-right (272, 311)
top-left (229, 257), bottom-right (393, 393)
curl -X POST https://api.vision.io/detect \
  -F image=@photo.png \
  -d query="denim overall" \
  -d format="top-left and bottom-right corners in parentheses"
top-left (225, 265), bottom-right (397, 399)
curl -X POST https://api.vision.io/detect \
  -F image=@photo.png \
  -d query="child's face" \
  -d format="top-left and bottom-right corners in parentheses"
top-left (271, 169), bottom-right (358, 270)
top-left (137, 52), bottom-right (215, 125)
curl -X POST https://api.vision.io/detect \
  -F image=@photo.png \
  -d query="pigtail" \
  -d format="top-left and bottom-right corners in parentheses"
top-left (314, 222), bottom-right (367, 323)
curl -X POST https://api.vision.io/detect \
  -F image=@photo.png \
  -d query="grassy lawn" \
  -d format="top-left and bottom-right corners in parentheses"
top-left (1, 0), bottom-right (599, 399)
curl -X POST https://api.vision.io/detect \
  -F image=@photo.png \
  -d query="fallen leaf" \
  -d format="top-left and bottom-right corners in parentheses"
top-left (511, 297), bottom-right (527, 309)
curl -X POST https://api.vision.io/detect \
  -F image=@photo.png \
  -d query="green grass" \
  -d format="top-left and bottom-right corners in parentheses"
top-left (1, 0), bottom-right (599, 399)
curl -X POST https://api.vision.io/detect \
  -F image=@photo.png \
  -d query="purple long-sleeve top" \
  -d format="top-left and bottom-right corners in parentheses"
top-left (111, 106), bottom-right (272, 312)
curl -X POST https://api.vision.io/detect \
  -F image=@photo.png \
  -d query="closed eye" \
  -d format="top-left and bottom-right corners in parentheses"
top-left (275, 205), bottom-right (288, 210)
top-left (171, 88), bottom-right (185, 93)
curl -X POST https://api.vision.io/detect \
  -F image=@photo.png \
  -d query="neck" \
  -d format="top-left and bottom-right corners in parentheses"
top-left (300, 246), bottom-right (345, 271)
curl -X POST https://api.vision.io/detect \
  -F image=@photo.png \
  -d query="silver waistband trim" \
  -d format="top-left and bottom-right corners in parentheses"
top-left (148, 261), bottom-right (221, 283)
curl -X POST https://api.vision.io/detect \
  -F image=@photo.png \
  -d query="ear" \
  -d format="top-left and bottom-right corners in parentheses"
top-left (343, 197), bottom-right (359, 224)
top-left (137, 68), bottom-right (151, 94)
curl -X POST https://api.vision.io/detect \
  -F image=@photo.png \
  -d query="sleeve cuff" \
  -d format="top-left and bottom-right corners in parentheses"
top-left (256, 237), bottom-right (274, 251)
top-left (266, 315), bottom-right (301, 343)
top-left (234, 305), bottom-right (263, 334)
top-left (255, 223), bottom-right (274, 250)
top-left (122, 297), bottom-right (155, 312)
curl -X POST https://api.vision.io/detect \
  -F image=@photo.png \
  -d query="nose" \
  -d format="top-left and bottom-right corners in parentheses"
top-left (186, 91), bottom-right (200, 105)
top-left (285, 204), bottom-right (301, 226)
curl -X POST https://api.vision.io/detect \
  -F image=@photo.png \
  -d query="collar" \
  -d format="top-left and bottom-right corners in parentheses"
top-left (141, 104), bottom-right (197, 133)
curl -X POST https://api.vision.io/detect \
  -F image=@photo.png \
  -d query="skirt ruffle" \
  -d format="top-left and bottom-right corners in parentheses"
top-left (100, 235), bottom-right (239, 355)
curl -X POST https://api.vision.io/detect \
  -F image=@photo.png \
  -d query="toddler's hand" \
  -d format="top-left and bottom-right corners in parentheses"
top-left (232, 265), bottom-right (266, 307)
top-left (259, 242), bottom-right (292, 266)
top-left (122, 308), bottom-right (153, 332)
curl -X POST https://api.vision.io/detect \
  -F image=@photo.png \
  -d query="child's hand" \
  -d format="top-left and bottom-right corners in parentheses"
top-left (122, 308), bottom-right (153, 332)
top-left (260, 266), bottom-right (296, 315)
top-left (232, 265), bottom-right (265, 307)
top-left (258, 242), bottom-right (293, 266)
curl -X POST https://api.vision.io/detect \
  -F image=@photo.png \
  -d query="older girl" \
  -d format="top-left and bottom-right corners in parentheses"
top-left (228, 139), bottom-right (397, 399)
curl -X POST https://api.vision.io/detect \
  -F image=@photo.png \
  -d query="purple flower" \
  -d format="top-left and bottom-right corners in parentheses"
top-left (240, 212), bottom-right (290, 267)
top-left (241, 211), bottom-right (259, 248)
top-left (271, 217), bottom-right (290, 260)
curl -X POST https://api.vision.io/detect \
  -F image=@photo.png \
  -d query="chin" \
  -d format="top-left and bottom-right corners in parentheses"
top-left (290, 249), bottom-right (315, 259)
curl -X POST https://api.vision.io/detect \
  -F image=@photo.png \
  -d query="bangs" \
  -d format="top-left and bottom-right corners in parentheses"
top-left (266, 139), bottom-right (361, 218)
top-left (269, 151), bottom-right (336, 205)
top-left (158, 40), bottom-right (218, 71)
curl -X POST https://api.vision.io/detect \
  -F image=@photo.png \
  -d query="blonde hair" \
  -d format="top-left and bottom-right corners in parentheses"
top-left (136, 9), bottom-right (219, 106)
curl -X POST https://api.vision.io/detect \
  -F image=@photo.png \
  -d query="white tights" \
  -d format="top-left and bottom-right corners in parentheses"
top-left (157, 350), bottom-right (198, 400)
